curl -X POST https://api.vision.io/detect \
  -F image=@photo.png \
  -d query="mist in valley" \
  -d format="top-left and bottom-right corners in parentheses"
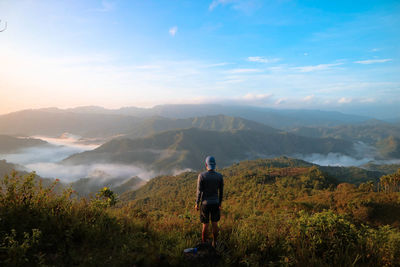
top-left (0, 134), bottom-right (157, 184)
top-left (296, 141), bottom-right (396, 167)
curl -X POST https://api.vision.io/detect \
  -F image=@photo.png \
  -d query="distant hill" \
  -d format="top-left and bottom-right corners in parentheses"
top-left (0, 135), bottom-right (48, 153)
top-left (0, 159), bottom-right (63, 189)
top-left (290, 120), bottom-right (400, 144)
top-left (376, 136), bottom-right (400, 158)
top-left (0, 109), bottom-right (278, 139)
top-left (70, 176), bottom-right (145, 196)
top-left (1, 105), bottom-right (372, 132)
top-left (63, 128), bottom-right (353, 172)
top-left (110, 104), bottom-right (372, 128)
top-left (290, 122), bottom-right (400, 159)
top-left (0, 159), bottom-right (26, 176)
top-left (0, 109), bottom-right (142, 138)
top-left (361, 162), bottom-right (400, 175)
top-left (124, 114), bottom-right (279, 139)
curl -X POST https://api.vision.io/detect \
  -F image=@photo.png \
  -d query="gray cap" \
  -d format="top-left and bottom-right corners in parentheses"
top-left (205, 156), bottom-right (216, 170)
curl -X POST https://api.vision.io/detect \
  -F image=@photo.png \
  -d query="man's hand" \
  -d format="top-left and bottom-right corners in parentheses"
top-left (195, 204), bottom-right (199, 211)
top-left (219, 205), bottom-right (222, 210)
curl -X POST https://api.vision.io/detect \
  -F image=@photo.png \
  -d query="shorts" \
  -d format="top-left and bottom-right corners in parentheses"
top-left (200, 203), bottom-right (220, 223)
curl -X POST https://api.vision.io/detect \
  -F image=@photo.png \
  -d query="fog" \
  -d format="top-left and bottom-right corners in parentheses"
top-left (25, 162), bottom-right (156, 183)
top-left (300, 153), bottom-right (374, 167)
top-left (1, 136), bottom-right (399, 184)
top-left (297, 142), bottom-right (400, 167)
top-left (0, 134), bottom-right (156, 183)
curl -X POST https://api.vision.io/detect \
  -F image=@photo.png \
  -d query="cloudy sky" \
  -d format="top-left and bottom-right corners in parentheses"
top-left (0, 0), bottom-right (399, 118)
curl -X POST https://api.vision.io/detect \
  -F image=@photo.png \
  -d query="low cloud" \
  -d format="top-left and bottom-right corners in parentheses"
top-left (292, 63), bottom-right (343, 72)
top-left (226, 68), bottom-right (263, 74)
top-left (300, 153), bottom-right (373, 167)
top-left (209, 0), bottom-right (233, 11)
top-left (169, 26), bottom-right (178, 36)
top-left (0, 135), bottom-right (187, 183)
top-left (95, 0), bottom-right (115, 12)
top-left (338, 97), bottom-right (352, 104)
top-left (25, 162), bottom-right (156, 183)
top-left (242, 93), bottom-right (273, 101)
top-left (354, 59), bottom-right (392, 64)
top-left (297, 141), bottom-right (398, 167)
top-left (247, 56), bottom-right (280, 63)
top-left (0, 146), bottom-right (85, 165)
top-left (303, 95), bottom-right (315, 102)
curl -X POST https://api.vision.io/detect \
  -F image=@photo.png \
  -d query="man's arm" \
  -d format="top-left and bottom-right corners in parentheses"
top-left (219, 175), bottom-right (224, 207)
top-left (196, 174), bottom-right (203, 206)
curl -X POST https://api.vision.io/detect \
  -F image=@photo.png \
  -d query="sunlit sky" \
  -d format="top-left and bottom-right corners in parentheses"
top-left (0, 0), bottom-right (399, 118)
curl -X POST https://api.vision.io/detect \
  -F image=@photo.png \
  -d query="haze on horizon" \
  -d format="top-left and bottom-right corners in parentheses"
top-left (0, 0), bottom-right (399, 118)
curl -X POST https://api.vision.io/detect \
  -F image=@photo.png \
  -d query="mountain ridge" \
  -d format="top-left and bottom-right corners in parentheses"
top-left (63, 127), bottom-right (354, 172)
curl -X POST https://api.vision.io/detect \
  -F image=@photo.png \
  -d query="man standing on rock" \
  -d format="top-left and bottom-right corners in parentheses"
top-left (195, 156), bottom-right (224, 247)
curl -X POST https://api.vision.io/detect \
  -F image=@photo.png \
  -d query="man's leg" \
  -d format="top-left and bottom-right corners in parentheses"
top-left (202, 223), bottom-right (209, 243)
top-left (211, 222), bottom-right (219, 247)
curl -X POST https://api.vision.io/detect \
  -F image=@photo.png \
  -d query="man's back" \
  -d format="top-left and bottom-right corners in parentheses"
top-left (196, 156), bottom-right (223, 246)
top-left (197, 170), bottom-right (223, 205)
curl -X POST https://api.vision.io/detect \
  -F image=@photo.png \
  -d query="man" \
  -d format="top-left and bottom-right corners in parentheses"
top-left (195, 156), bottom-right (224, 247)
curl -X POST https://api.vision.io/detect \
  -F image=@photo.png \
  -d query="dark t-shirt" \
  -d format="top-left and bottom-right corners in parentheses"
top-left (196, 170), bottom-right (223, 205)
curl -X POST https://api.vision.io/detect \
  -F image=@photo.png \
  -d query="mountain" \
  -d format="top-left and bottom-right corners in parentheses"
top-left (1, 105), bottom-right (372, 133)
top-left (0, 159), bottom-right (63, 190)
top-left (290, 120), bottom-right (400, 143)
top-left (113, 104), bottom-right (372, 128)
top-left (289, 121), bottom-right (400, 159)
top-left (0, 135), bottom-right (48, 153)
top-left (124, 114), bottom-right (279, 139)
top-left (0, 109), bottom-right (142, 138)
top-left (376, 136), bottom-right (400, 158)
top-left (0, 159), bottom-right (26, 176)
top-left (361, 162), bottom-right (400, 175)
top-left (0, 108), bottom-right (278, 140)
top-left (63, 128), bottom-right (353, 172)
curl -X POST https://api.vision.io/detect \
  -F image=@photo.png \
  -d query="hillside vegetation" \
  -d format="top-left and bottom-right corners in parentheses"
top-left (2, 158), bottom-right (400, 266)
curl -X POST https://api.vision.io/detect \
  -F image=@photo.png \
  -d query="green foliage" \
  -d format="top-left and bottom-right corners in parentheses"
top-left (2, 159), bottom-right (400, 266)
top-left (379, 169), bottom-right (400, 193)
top-left (0, 172), bottom-right (162, 266)
top-left (92, 186), bottom-right (118, 207)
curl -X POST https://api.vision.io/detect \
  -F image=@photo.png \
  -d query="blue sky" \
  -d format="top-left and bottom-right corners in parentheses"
top-left (0, 0), bottom-right (399, 118)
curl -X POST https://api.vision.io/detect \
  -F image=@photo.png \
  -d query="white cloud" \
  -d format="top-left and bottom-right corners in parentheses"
top-left (360, 97), bottom-right (376, 103)
top-left (209, 0), bottom-right (233, 11)
top-left (226, 68), bottom-right (263, 74)
top-left (275, 98), bottom-right (286, 105)
top-left (370, 48), bottom-right (380, 52)
top-left (338, 97), bottom-right (352, 104)
top-left (205, 62), bottom-right (231, 68)
top-left (242, 93), bottom-right (273, 100)
top-left (169, 26), bottom-right (178, 36)
top-left (354, 59), bottom-right (392, 64)
top-left (292, 63), bottom-right (343, 72)
top-left (96, 0), bottom-right (115, 12)
top-left (209, 0), bottom-right (260, 14)
top-left (303, 95), bottom-right (315, 102)
top-left (247, 56), bottom-right (280, 63)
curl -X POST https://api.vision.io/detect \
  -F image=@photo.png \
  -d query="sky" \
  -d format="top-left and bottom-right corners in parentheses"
top-left (0, 0), bottom-right (399, 118)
